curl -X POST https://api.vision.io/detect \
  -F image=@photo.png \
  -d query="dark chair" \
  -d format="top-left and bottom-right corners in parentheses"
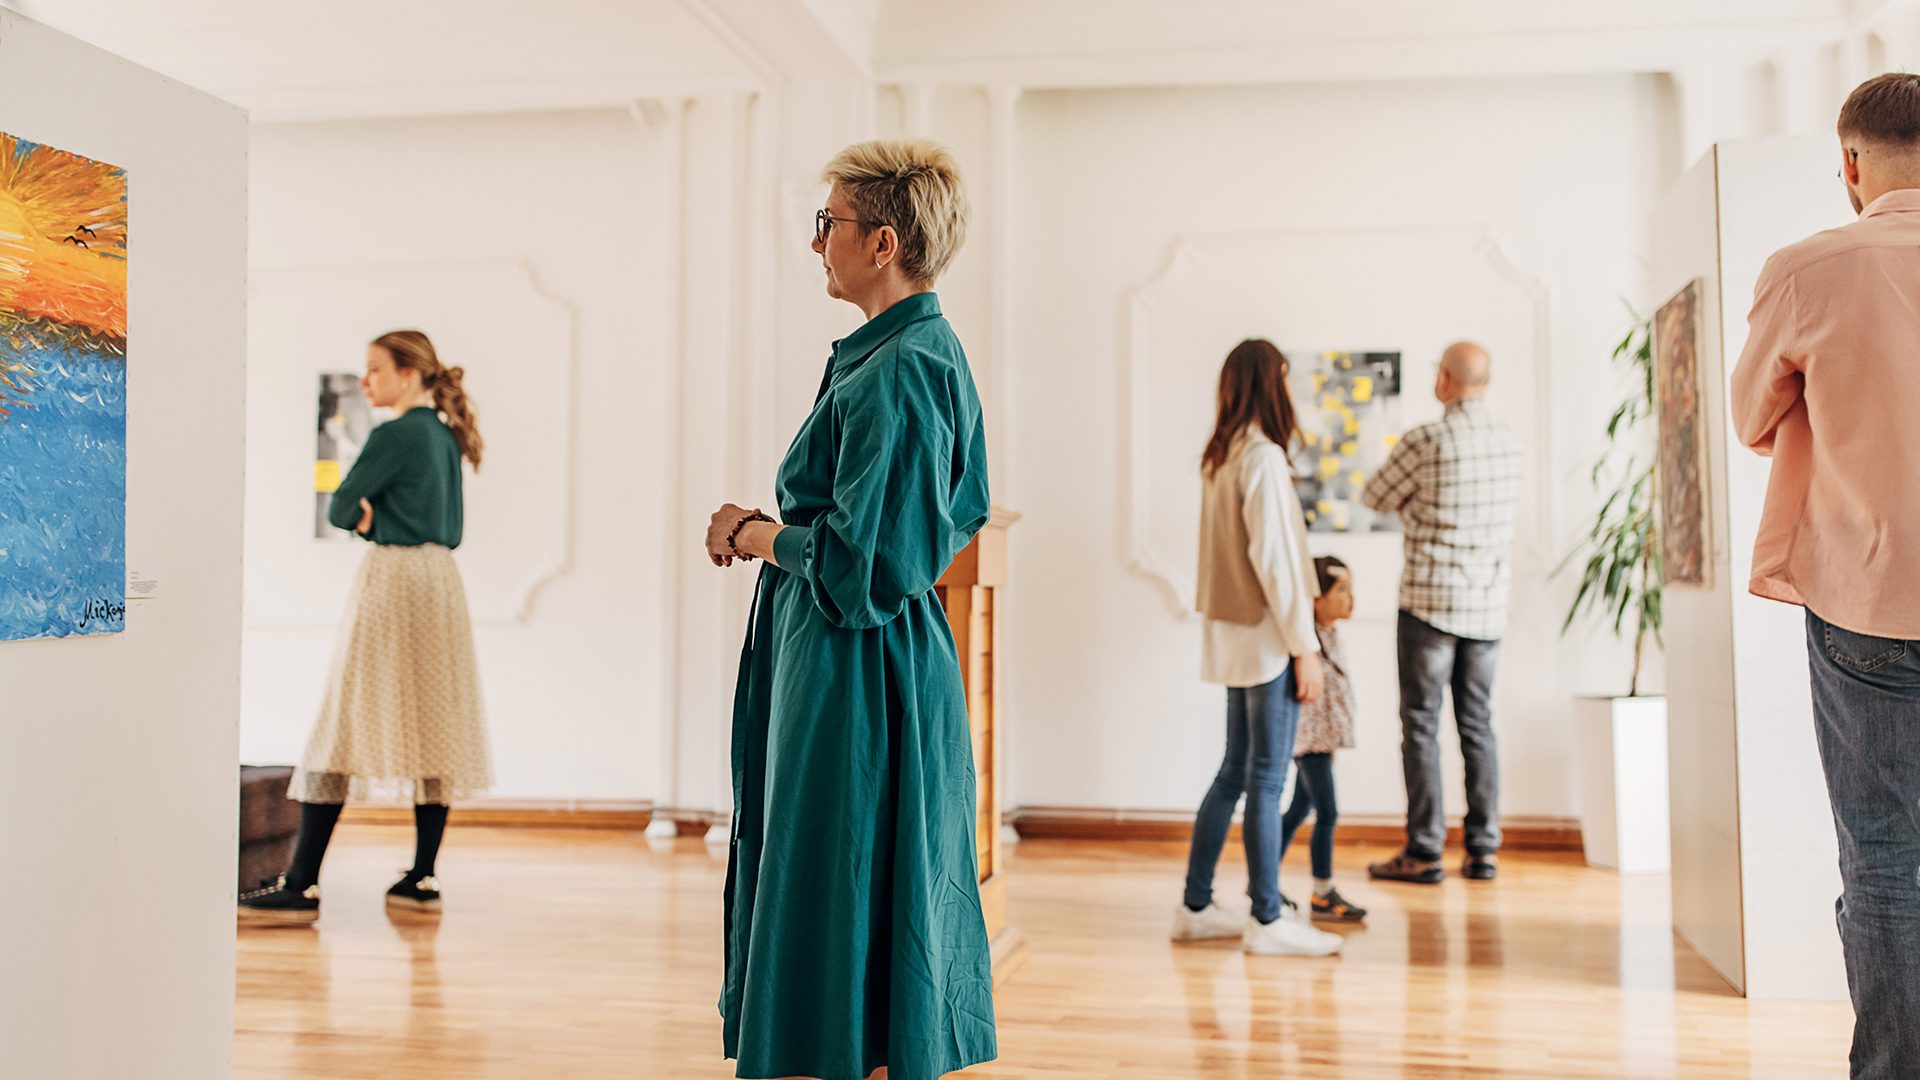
top-left (239, 765), bottom-right (300, 893)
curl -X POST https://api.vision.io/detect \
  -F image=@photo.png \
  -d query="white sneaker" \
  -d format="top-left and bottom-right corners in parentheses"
top-left (1171, 902), bottom-right (1244, 942)
top-left (1242, 915), bottom-right (1344, 956)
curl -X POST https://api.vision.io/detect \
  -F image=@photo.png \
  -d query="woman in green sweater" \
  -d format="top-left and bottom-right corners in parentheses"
top-left (706, 139), bottom-right (997, 1080)
top-left (240, 330), bottom-right (492, 926)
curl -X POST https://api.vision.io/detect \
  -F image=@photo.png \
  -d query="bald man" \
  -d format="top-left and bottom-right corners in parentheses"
top-left (1730, 73), bottom-right (1920, 1077)
top-left (1359, 341), bottom-right (1522, 885)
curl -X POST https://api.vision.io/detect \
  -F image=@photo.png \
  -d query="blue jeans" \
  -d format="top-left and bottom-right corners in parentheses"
top-left (1280, 752), bottom-right (1338, 881)
top-left (1806, 611), bottom-right (1920, 1079)
top-left (1183, 666), bottom-right (1299, 924)
top-left (1398, 611), bottom-right (1501, 861)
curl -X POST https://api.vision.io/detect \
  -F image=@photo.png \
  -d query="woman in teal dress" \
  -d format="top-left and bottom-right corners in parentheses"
top-left (705, 139), bottom-right (996, 1080)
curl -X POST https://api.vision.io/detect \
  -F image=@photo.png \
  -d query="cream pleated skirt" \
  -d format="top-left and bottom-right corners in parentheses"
top-left (290, 543), bottom-right (493, 805)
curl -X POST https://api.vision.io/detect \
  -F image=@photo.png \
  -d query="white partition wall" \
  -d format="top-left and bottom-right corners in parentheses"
top-left (1654, 137), bottom-right (1853, 1002)
top-left (0, 11), bottom-right (248, 1079)
top-left (1653, 150), bottom-right (1746, 994)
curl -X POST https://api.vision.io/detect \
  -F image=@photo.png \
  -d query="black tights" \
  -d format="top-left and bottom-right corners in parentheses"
top-left (285, 802), bottom-right (450, 890)
top-left (411, 803), bottom-right (449, 879)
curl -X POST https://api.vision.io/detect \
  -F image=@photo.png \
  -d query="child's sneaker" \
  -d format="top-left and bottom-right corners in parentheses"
top-left (1242, 915), bottom-right (1344, 956)
top-left (238, 876), bottom-right (320, 926)
top-left (1171, 902), bottom-right (1242, 941)
top-left (385, 872), bottom-right (443, 913)
top-left (1310, 888), bottom-right (1368, 923)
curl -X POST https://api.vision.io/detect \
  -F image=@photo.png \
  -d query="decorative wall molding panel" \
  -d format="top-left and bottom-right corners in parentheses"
top-left (1123, 227), bottom-right (1551, 621)
top-left (247, 258), bottom-right (578, 627)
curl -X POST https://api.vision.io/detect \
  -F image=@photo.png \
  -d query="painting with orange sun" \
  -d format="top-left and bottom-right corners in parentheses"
top-left (0, 132), bottom-right (128, 641)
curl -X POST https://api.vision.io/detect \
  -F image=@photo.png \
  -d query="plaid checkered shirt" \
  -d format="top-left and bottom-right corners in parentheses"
top-left (1361, 400), bottom-right (1523, 641)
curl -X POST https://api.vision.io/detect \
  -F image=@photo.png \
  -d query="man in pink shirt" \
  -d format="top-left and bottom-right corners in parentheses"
top-left (1731, 73), bottom-right (1920, 1079)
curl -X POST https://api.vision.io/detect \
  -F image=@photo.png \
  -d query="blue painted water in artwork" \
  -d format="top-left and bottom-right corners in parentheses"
top-left (0, 328), bottom-right (127, 640)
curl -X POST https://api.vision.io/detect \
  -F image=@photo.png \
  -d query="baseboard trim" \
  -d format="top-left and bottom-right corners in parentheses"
top-left (653, 808), bottom-right (727, 838)
top-left (340, 799), bottom-right (654, 831)
top-left (337, 799), bottom-right (1581, 851)
top-left (1009, 806), bottom-right (1584, 853)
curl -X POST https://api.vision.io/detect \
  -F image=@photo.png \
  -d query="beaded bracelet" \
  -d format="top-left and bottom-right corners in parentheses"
top-left (727, 511), bottom-right (774, 560)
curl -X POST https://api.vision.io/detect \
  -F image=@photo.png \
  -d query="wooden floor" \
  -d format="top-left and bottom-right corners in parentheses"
top-left (236, 825), bottom-right (1854, 1079)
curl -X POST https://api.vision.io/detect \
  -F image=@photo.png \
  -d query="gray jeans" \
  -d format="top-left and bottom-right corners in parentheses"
top-left (1807, 611), bottom-right (1920, 1079)
top-left (1397, 611), bottom-right (1501, 861)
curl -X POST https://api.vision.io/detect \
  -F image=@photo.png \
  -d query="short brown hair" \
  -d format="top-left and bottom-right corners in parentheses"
top-left (1838, 73), bottom-right (1920, 145)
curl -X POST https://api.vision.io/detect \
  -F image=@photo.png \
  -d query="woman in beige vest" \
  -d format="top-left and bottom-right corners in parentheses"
top-left (1170, 339), bottom-right (1344, 957)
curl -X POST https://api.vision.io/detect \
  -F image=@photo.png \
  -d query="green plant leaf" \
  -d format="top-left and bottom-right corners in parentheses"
top-left (1557, 307), bottom-right (1664, 697)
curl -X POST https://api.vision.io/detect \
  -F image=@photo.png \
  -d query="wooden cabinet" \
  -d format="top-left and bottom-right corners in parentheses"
top-left (935, 507), bottom-right (1024, 983)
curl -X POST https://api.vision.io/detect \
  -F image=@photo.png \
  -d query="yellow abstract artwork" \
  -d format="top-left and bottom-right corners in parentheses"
top-left (1286, 350), bottom-right (1403, 533)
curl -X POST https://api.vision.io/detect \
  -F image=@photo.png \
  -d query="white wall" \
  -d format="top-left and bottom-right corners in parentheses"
top-left (241, 110), bottom-right (674, 802)
top-left (231, 40), bottom-right (1870, 842)
top-left (1654, 149), bottom-right (1748, 993)
top-left (239, 89), bottom-right (886, 820)
top-left (0, 11), bottom-right (248, 1078)
top-left (999, 75), bottom-right (1670, 819)
top-left (1659, 136), bottom-right (1852, 1001)
top-left (1651, 136), bottom-right (1843, 999)
top-left (1715, 138), bottom-right (1850, 1002)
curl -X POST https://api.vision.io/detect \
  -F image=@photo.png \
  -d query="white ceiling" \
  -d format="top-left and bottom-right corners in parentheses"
top-left (875, 0), bottom-right (1868, 88)
top-left (6, 0), bottom-right (1913, 122)
top-left (5, 0), bottom-right (767, 120)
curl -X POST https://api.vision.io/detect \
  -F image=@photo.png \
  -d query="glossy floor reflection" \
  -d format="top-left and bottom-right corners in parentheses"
top-left (235, 826), bottom-right (1853, 1079)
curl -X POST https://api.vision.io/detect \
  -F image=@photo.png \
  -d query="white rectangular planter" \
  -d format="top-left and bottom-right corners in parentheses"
top-left (1574, 696), bottom-right (1671, 874)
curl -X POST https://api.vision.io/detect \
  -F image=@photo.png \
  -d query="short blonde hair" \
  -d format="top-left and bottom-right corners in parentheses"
top-left (821, 138), bottom-right (970, 286)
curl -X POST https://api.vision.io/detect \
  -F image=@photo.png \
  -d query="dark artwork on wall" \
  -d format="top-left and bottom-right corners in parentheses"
top-left (1654, 278), bottom-right (1711, 588)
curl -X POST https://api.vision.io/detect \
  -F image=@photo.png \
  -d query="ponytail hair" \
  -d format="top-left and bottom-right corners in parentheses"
top-left (371, 329), bottom-right (484, 470)
top-left (432, 363), bottom-right (483, 471)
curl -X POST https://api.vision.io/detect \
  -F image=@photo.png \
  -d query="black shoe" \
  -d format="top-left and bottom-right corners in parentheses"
top-left (1311, 888), bottom-right (1369, 923)
top-left (1463, 855), bottom-right (1498, 881)
top-left (386, 871), bottom-right (443, 913)
top-left (238, 876), bottom-right (320, 926)
top-left (1368, 852), bottom-right (1445, 884)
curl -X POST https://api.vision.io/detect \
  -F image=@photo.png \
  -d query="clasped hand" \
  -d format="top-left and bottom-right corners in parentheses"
top-left (705, 503), bottom-right (762, 567)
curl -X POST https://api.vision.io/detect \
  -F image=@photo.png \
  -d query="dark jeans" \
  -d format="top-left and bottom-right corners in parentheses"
top-left (1397, 611), bottom-right (1501, 862)
top-left (1183, 666), bottom-right (1299, 923)
top-left (1279, 752), bottom-right (1338, 881)
top-left (1806, 611), bottom-right (1920, 1079)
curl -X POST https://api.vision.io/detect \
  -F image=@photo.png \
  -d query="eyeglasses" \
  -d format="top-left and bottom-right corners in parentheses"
top-left (815, 208), bottom-right (889, 245)
top-left (1840, 147), bottom-right (1861, 179)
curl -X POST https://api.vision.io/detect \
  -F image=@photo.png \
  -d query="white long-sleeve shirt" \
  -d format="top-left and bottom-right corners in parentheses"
top-left (1200, 430), bottom-right (1320, 688)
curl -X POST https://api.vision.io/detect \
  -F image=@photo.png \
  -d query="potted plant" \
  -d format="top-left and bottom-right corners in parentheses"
top-left (1558, 311), bottom-right (1670, 874)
